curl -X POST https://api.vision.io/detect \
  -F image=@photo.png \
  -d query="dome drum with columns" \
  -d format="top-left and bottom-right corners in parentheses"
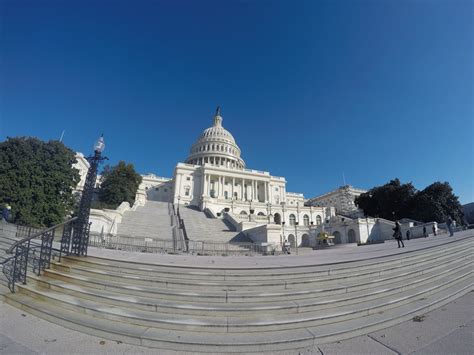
top-left (184, 107), bottom-right (245, 169)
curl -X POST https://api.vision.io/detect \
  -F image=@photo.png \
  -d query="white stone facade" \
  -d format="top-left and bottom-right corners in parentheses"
top-left (306, 185), bottom-right (366, 215)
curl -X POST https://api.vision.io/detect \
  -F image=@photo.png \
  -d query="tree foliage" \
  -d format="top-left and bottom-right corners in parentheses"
top-left (0, 137), bottom-right (80, 227)
top-left (355, 179), bottom-right (464, 224)
top-left (411, 182), bottom-right (464, 224)
top-left (355, 179), bottom-right (416, 220)
top-left (96, 161), bottom-right (142, 209)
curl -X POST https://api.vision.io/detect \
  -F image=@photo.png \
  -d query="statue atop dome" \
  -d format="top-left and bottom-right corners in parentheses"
top-left (214, 106), bottom-right (223, 127)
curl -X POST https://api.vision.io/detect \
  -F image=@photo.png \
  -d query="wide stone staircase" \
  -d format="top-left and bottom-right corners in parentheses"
top-left (179, 206), bottom-right (249, 243)
top-left (116, 201), bottom-right (174, 240)
top-left (1, 233), bottom-right (472, 353)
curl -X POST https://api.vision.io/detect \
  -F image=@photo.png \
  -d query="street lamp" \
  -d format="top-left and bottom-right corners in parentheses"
top-left (70, 134), bottom-right (107, 256)
top-left (267, 202), bottom-right (272, 223)
top-left (294, 221), bottom-right (299, 255)
top-left (177, 195), bottom-right (181, 215)
top-left (281, 201), bottom-right (286, 242)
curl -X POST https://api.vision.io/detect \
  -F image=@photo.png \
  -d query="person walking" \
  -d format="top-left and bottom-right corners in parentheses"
top-left (423, 225), bottom-right (427, 238)
top-left (447, 217), bottom-right (454, 237)
top-left (1, 204), bottom-right (11, 223)
top-left (406, 229), bottom-right (411, 241)
top-left (393, 221), bottom-right (404, 248)
top-left (432, 225), bottom-right (437, 236)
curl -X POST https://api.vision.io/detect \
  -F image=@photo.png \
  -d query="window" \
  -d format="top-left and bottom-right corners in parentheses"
top-left (303, 215), bottom-right (309, 226)
top-left (224, 191), bottom-right (228, 199)
top-left (164, 188), bottom-right (167, 192)
top-left (316, 215), bottom-right (322, 225)
top-left (185, 186), bottom-right (190, 196)
top-left (289, 214), bottom-right (296, 226)
top-left (186, 177), bottom-right (191, 181)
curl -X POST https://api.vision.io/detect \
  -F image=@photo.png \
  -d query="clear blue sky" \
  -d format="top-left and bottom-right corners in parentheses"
top-left (1, 0), bottom-right (473, 203)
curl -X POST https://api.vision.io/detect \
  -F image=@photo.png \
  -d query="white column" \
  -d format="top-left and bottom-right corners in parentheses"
top-left (264, 182), bottom-right (268, 203)
top-left (232, 177), bottom-right (235, 199)
top-left (242, 179), bottom-right (245, 200)
top-left (221, 176), bottom-right (225, 198)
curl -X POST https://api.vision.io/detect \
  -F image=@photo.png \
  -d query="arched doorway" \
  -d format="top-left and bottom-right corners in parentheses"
top-left (348, 229), bottom-right (357, 243)
top-left (274, 213), bottom-right (282, 225)
top-left (333, 231), bottom-right (342, 244)
top-left (301, 234), bottom-right (310, 247)
top-left (316, 215), bottom-right (322, 225)
top-left (288, 234), bottom-right (296, 248)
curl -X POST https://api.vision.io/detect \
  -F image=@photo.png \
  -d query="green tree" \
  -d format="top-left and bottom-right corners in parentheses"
top-left (411, 182), bottom-right (464, 224)
top-left (355, 179), bottom-right (417, 220)
top-left (0, 137), bottom-right (80, 227)
top-left (96, 161), bottom-right (142, 209)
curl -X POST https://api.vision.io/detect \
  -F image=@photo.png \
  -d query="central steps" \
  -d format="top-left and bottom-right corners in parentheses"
top-left (116, 201), bottom-right (174, 239)
top-left (3, 235), bottom-right (473, 353)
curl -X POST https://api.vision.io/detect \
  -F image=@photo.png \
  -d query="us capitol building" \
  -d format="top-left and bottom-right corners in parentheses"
top-left (75, 108), bottom-right (405, 246)
top-left (172, 107), bottom-right (330, 225)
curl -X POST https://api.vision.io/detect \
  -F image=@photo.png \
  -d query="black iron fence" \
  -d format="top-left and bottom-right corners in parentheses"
top-left (1, 217), bottom-right (78, 292)
top-left (88, 232), bottom-right (286, 256)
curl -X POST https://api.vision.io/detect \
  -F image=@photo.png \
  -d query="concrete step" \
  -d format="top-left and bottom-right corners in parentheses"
top-left (178, 206), bottom-right (243, 242)
top-left (48, 247), bottom-right (472, 291)
top-left (5, 277), bottom-right (472, 353)
top-left (60, 238), bottom-right (473, 281)
top-left (14, 269), bottom-right (473, 333)
top-left (116, 201), bottom-right (174, 239)
top-left (41, 252), bottom-right (471, 305)
top-left (28, 260), bottom-right (472, 317)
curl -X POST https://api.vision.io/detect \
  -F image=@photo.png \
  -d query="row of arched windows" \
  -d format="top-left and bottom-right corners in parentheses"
top-left (288, 214), bottom-right (323, 226)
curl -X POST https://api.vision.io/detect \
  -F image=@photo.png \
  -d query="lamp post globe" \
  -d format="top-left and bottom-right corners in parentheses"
top-left (94, 135), bottom-right (105, 153)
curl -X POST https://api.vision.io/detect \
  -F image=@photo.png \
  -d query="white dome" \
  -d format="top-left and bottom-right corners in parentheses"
top-left (185, 108), bottom-right (245, 169)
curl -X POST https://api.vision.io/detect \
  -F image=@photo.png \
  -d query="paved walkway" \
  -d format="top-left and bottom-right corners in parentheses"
top-left (1, 291), bottom-right (472, 354)
top-left (85, 230), bottom-right (473, 269)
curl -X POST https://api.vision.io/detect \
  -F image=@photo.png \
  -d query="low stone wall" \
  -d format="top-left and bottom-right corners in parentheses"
top-left (403, 222), bottom-right (438, 239)
top-left (244, 224), bottom-right (281, 245)
top-left (89, 200), bottom-right (144, 235)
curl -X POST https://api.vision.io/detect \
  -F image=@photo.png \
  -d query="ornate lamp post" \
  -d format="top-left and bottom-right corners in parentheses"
top-left (281, 201), bottom-right (286, 242)
top-left (70, 135), bottom-right (107, 256)
top-left (295, 221), bottom-right (299, 255)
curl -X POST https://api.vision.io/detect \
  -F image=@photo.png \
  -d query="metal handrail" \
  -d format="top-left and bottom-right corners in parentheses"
top-left (7, 217), bottom-right (78, 254)
top-left (2, 217), bottom-right (79, 293)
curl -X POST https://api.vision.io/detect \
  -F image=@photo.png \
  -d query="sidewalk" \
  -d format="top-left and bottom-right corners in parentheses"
top-left (1, 292), bottom-right (472, 354)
